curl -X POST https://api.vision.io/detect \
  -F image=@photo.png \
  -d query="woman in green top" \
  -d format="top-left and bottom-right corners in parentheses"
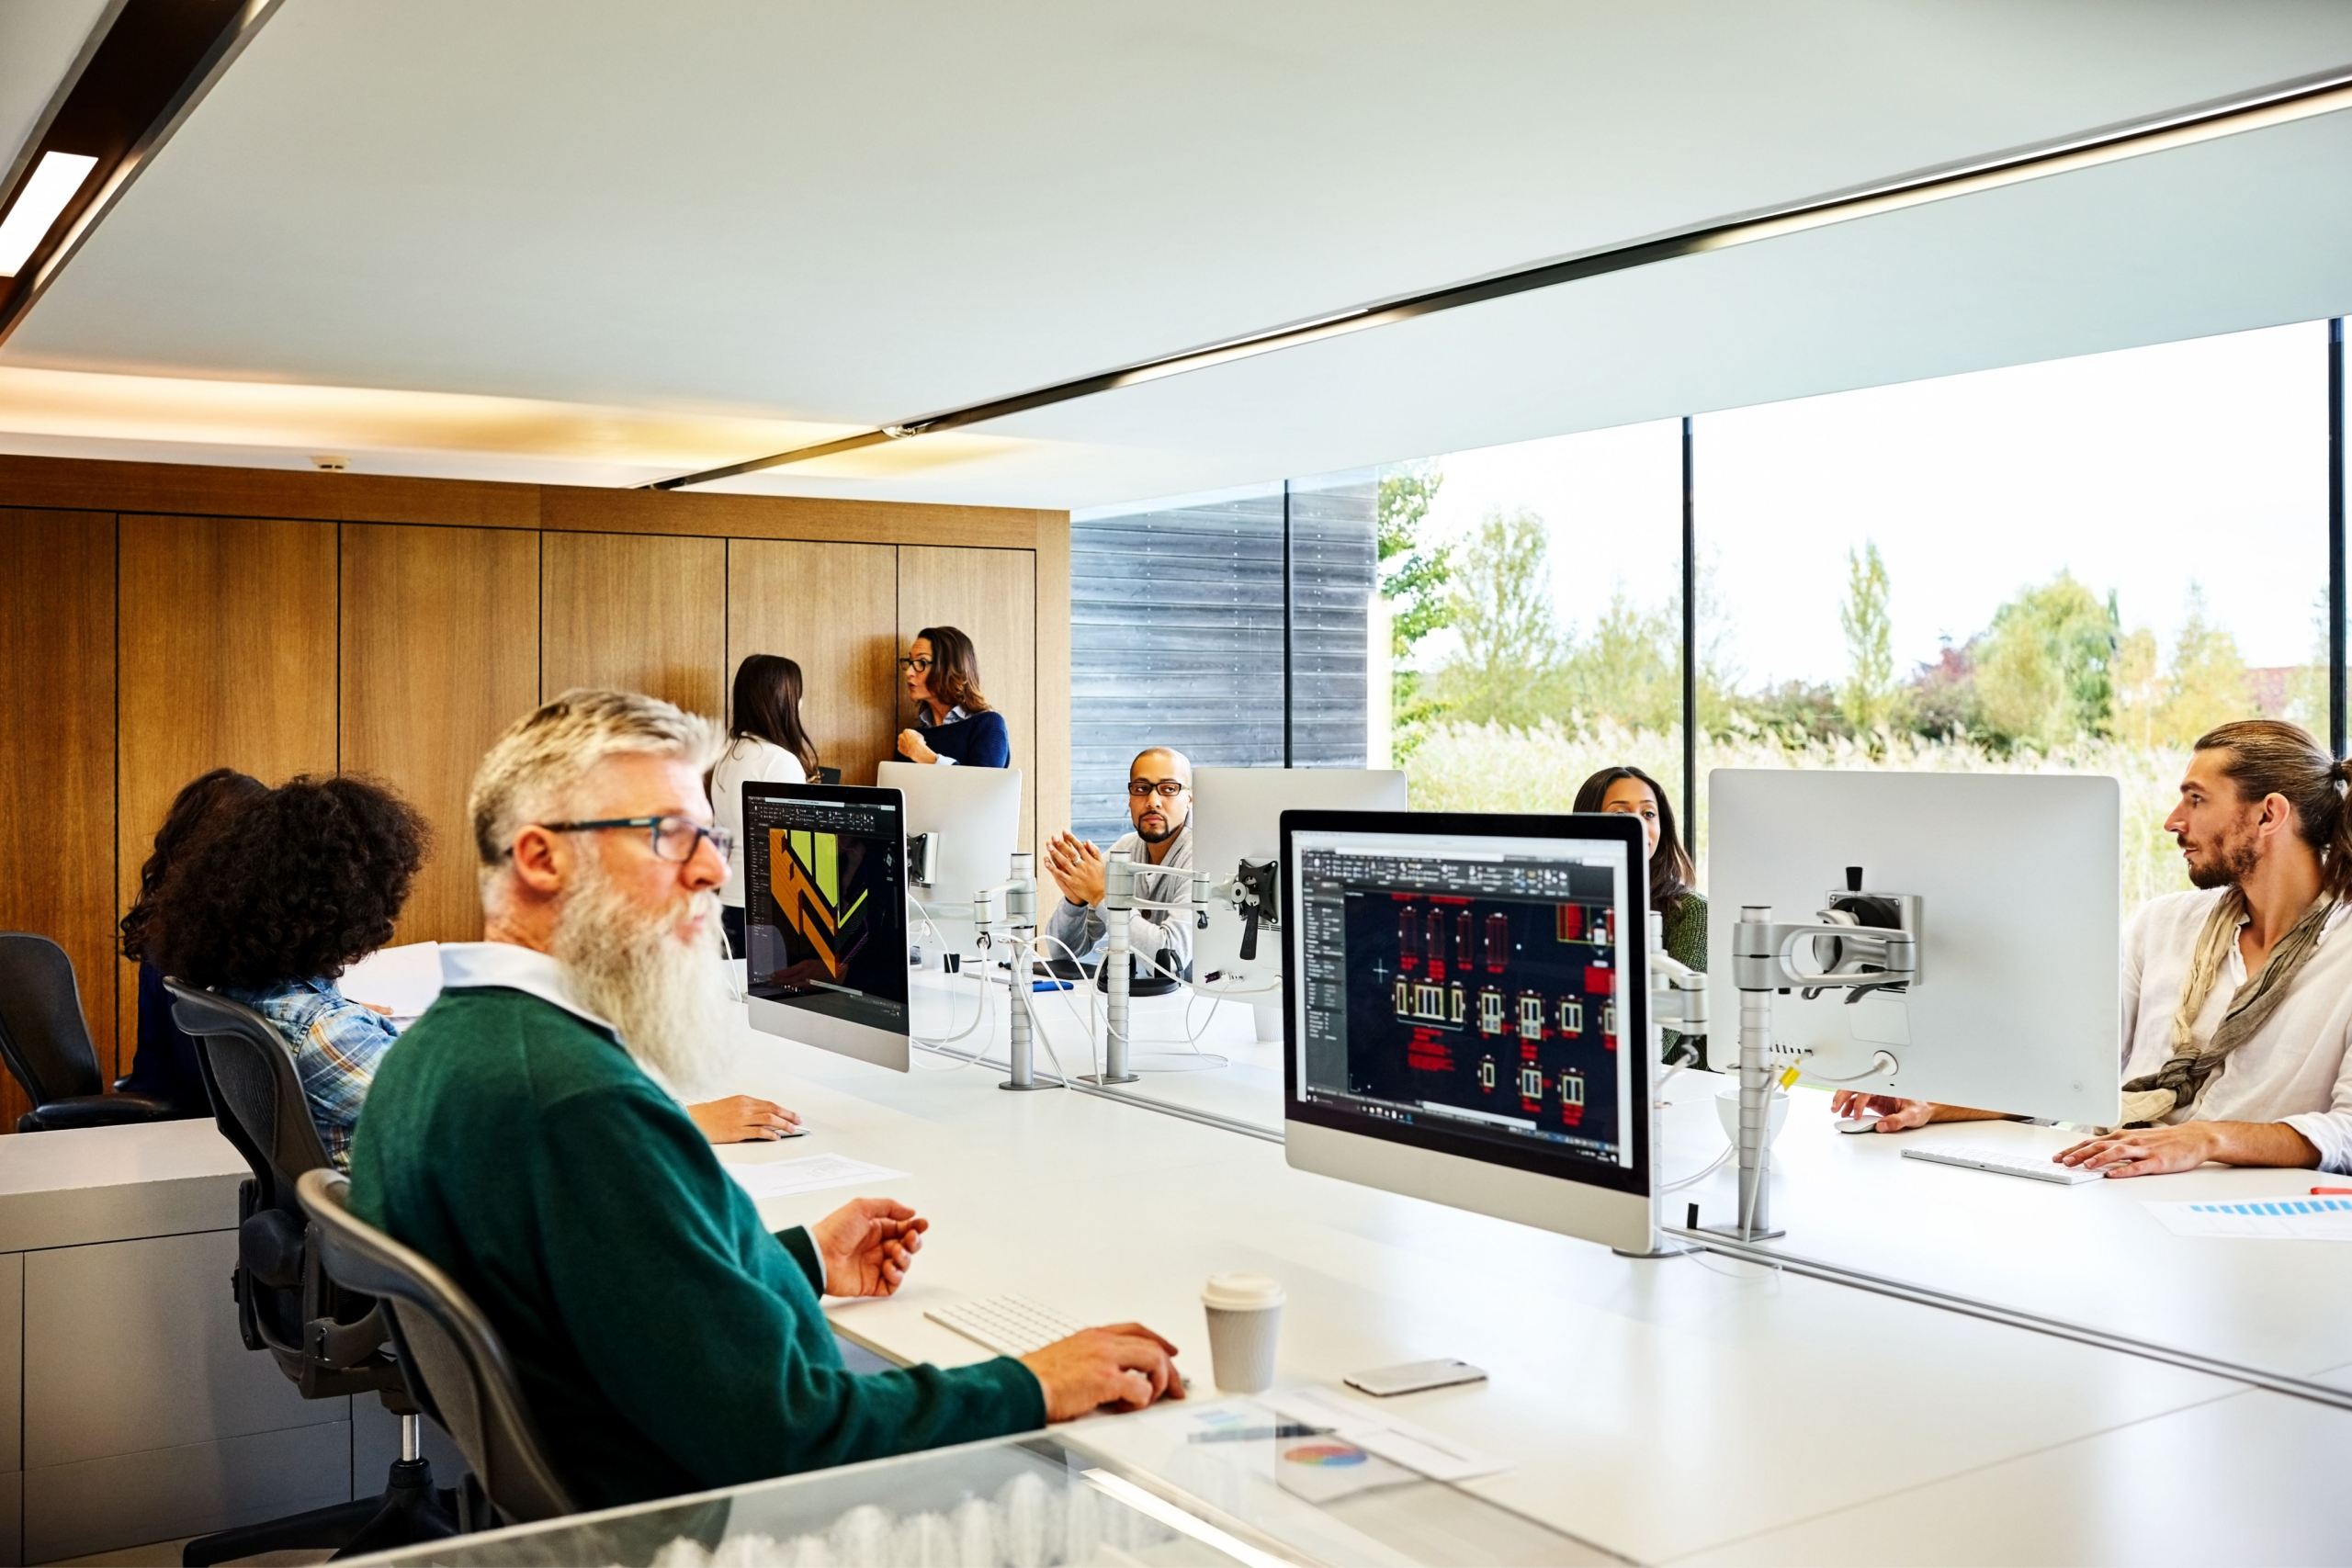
top-left (1573, 765), bottom-right (1709, 1067)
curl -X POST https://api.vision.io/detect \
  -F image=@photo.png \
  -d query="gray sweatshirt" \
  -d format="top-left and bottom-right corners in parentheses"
top-left (1041, 824), bottom-right (1194, 977)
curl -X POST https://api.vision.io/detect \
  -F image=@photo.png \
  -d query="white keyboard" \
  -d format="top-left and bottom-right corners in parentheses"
top-left (923, 1294), bottom-right (1085, 1357)
top-left (1902, 1143), bottom-right (2105, 1185)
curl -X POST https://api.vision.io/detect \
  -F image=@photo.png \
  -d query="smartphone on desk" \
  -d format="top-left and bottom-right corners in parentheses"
top-left (1343, 1359), bottom-right (1487, 1397)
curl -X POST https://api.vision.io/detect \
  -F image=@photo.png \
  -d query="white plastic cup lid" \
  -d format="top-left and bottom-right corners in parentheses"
top-left (1202, 1272), bottom-right (1285, 1311)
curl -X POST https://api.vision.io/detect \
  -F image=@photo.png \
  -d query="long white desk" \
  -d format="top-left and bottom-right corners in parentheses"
top-left (926, 965), bottom-right (2352, 1392)
top-left (716, 1014), bottom-right (2352, 1565)
top-left (1665, 1074), bottom-right (2352, 1390)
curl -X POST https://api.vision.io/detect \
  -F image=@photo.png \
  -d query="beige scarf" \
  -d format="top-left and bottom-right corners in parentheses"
top-left (2119, 888), bottom-right (2338, 1127)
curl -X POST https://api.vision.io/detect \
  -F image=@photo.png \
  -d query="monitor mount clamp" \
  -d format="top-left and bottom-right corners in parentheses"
top-left (1713, 867), bottom-right (1921, 1243)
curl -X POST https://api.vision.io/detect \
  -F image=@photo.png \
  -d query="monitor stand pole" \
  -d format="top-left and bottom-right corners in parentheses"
top-left (1704, 904), bottom-right (1785, 1241)
top-left (999, 853), bottom-right (1051, 1091)
top-left (1082, 851), bottom-right (1140, 1085)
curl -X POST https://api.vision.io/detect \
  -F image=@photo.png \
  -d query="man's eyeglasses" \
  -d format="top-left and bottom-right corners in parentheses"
top-left (897, 656), bottom-right (933, 673)
top-left (1126, 780), bottom-right (1191, 799)
top-left (537, 816), bottom-right (734, 864)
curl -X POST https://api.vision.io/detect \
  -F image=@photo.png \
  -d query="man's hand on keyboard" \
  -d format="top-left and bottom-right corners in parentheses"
top-left (2057, 1120), bottom-right (2318, 1178)
top-left (1020, 1324), bottom-right (1186, 1420)
top-left (811, 1198), bottom-right (929, 1297)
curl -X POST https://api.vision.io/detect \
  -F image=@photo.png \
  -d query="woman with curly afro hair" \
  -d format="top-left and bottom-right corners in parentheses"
top-left (152, 774), bottom-right (428, 1169)
top-left (117, 767), bottom-right (269, 1114)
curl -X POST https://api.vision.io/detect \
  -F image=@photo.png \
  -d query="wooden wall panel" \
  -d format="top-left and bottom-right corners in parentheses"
top-left (540, 532), bottom-right (726, 719)
top-left (0, 512), bottom-right (117, 1111)
top-left (117, 515), bottom-right (338, 1074)
top-left (726, 541), bottom-right (898, 787)
top-left (341, 525), bottom-right (541, 945)
top-left (899, 547), bottom-right (1038, 852)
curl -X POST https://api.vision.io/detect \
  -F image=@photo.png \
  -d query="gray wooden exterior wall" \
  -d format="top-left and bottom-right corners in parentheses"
top-left (1069, 474), bottom-right (1377, 846)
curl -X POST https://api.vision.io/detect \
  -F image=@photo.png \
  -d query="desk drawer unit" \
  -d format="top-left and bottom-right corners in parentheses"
top-left (19, 1229), bottom-right (352, 1563)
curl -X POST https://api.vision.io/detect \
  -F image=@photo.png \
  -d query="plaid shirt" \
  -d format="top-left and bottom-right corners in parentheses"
top-left (228, 976), bottom-right (399, 1171)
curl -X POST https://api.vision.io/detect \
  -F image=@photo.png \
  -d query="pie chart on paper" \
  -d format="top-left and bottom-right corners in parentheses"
top-left (1282, 1443), bottom-right (1369, 1468)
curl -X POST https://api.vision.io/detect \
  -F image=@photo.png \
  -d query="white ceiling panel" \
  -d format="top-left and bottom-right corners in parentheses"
top-left (0, 0), bottom-right (113, 182)
top-left (0, 2), bottom-right (2347, 504)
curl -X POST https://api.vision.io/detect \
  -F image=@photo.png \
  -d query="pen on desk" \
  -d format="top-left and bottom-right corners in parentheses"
top-left (1186, 1424), bottom-right (1330, 1444)
top-left (2311, 1187), bottom-right (2352, 1196)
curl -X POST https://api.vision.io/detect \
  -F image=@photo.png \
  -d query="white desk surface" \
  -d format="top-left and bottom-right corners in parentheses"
top-left (1662, 1071), bottom-right (2352, 1388)
top-left (0, 1116), bottom-right (243, 1250)
top-left (933, 959), bottom-right (2352, 1389)
top-left (717, 1011), bottom-right (2352, 1566)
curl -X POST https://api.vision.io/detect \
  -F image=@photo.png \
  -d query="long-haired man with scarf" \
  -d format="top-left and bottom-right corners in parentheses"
top-left (1834, 718), bottom-right (2352, 1178)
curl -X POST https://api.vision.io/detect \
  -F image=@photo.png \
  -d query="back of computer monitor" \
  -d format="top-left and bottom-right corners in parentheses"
top-left (1193, 767), bottom-right (1407, 998)
top-left (1281, 809), bottom-right (1657, 1254)
top-left (1708, 769), bottom-right (2120, 1126)
top-left (876, 761), bottom-right (1023, 960)
top-left (742, 782), bottom-right (911, 1071)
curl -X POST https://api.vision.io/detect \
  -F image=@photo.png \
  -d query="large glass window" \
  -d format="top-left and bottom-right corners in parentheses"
top-left (1694, 321), bottom-right (2333, 912)
top-left (1071, 320), bottom-right (2344, 924)
top-left (1380, 420), bottom-right (1686, 822)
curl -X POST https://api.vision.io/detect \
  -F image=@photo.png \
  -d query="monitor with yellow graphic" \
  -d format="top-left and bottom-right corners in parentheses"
top-left (741, 781), bottom-right (910, 1071)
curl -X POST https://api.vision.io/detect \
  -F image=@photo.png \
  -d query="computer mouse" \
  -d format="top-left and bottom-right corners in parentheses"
top-left (1834, 1117), bottom-right (1883, 1134)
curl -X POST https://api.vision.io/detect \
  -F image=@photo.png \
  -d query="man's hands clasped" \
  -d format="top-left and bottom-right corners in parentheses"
top-left (1043, 831), bottom-right (1107, 908)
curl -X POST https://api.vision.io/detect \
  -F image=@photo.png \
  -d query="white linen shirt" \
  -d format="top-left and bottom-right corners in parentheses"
top-left (711, 735), bottom-right (808, 908)
top-left (2120, 887), bottom-right (2352, 1172)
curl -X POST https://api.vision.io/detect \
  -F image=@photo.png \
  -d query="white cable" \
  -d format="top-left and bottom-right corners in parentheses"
top-left (1661, 1142), bottom-right (1736, 1192)
top-left (1794, 1049), bottom-right (1900, 1085)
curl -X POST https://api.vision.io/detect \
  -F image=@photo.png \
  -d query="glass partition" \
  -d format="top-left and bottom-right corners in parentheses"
top-left (351, 1409), bottom-right (1608, 1568)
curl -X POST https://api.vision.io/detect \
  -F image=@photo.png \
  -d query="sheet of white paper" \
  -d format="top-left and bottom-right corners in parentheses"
top-left (1263, 1386), bottom-right (1510, 1482)
top-left (722, 1153), bottom-right (909, 1201)
top-left (2143, 1195), bottom-right (2352, 1240)
top-left (338, 942), bottom-right (443, 1020)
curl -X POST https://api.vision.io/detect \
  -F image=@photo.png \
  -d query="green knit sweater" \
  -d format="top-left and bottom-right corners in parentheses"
top-left (346, 986), bottom-right (1044, 1510)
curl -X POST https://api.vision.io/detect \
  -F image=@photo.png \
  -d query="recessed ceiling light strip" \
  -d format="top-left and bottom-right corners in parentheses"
top-left (650, 62), bottom-right (2352, 491)
top-left (0, 0), bottom-right (282, 347)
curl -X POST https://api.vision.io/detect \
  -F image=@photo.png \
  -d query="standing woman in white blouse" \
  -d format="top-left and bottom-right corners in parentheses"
top-left (713, 653), bottom-right (820, 957)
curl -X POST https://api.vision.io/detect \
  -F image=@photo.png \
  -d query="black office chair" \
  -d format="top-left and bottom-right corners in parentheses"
top-left (300, 1168), bottom-right (579, 1529)
top-left (165, 982), bottom-right (462, 1563)
top-left (0, 932), bottom-right (180, 1132)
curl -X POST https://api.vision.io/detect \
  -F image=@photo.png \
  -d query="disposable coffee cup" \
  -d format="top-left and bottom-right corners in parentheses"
top-left (1201, 1272), bottom-right (1285, 1393)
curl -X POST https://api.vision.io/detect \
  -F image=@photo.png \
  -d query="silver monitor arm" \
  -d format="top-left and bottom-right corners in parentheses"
top-left (1714, 872), bottom-right (1921, 1242)
top-left (972, 852), bottom-right (1048, 1091)
top-left (1084, 849), bottom-right (1214, 1086)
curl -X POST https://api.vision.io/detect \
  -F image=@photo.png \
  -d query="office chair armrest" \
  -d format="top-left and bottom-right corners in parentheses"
top-left (21, 1092), bottom-right (183, 1131)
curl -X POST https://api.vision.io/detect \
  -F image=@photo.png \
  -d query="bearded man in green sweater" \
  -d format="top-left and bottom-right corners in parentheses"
top-left (348, 689), bottom-right (1181, 1510)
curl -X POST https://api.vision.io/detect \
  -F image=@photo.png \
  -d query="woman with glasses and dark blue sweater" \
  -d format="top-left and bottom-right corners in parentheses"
top-left (895, 625), bottom-right (1011, 769)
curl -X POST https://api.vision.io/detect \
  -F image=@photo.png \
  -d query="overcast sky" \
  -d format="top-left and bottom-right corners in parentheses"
top-left (1415, 320), bottom-right (2332, 687)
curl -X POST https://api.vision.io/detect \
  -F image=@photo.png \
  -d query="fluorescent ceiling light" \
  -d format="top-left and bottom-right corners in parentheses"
top-left (0, 152), bottom-right (99, 276)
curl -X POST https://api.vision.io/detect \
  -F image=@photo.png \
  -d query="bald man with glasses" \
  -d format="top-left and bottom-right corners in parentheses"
top-left (1042, 748), bottom-right (1196, 980)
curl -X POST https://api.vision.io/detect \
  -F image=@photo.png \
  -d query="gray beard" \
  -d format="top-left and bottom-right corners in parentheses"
top-left (553, 856), bottom-right (735, 1100)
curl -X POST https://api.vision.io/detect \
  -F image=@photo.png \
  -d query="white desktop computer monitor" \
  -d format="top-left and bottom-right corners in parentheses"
top-left (1193, 767), bottom-right (1407, 998)
top-left (1707, 769), bottom-right (2121, 1126)
top-left (742, 782), bottom-right (910, 1071)
top-left (876, 761), bottom-right (1023, 961)
top-left (1281, 809), bottom-right (1659, 1254)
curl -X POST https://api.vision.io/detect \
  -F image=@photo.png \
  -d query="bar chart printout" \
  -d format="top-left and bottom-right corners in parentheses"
top-left (2143, 1196), bottom-right (2352, 1240)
